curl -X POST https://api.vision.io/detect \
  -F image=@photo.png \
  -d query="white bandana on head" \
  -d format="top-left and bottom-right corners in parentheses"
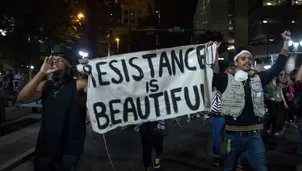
top-left (233, 50), bottom-right (253, 82)
top-left (234, 50), bottom-right (252, 62)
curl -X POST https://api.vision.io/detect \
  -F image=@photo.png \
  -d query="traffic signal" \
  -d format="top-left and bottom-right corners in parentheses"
top-left (169, 27), bottom-right (185, 33)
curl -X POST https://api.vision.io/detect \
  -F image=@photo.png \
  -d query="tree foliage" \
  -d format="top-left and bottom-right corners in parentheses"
top-left (197, 29), bottom-right (227, 53)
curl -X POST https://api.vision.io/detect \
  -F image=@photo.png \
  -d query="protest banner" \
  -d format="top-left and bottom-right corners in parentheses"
top-left (77, 44), bottom-right (217, 134)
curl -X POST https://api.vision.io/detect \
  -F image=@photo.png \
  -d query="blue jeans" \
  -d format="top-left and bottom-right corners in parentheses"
top-left (212, 117), bottom-right (241, 166)
top-left (212, 116), bottom-right (225, 155)
top-left (224, 132), bottom-right (267, 171)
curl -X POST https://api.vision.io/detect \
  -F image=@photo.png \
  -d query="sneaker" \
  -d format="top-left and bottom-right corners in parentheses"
top-left (236, 164), bottom-right (243, 170)
top-left (213, 156), bottom-right (220, 167)
top-left (153, 158), bottom-right (160, 169)
top-left (186, 118), bottom-right (191, 122)
top-left (235, 165), bottom-right (243, 171)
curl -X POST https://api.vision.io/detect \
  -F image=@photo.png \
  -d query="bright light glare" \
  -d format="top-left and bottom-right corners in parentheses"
top-left (293, 42), bottom-right (299, 48)
top-left (264, 65), bottom-right (271, 70)
top-left (79, 51), bottom-right (88, 58)
top-left (266, 2), bottom-right (272, 5)
top-left (300, 41), bottom-right (302, 46)
top-left (227, 45), bottom-right (235, 50)
top-left (263, 20), bottom-right (268, 23)
top-left (289, 40), bottom-right (293, 46)
top-left (0, 29), bottom-right (7, 36)
top-left (30, 65), bottom-right (34, 69)
top-left (77, 13), bottom-right (85, 19)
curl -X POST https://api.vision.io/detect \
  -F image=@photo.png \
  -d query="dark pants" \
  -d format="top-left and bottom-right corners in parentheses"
top-left (286, 101), bottom-right (295, 121)
top-left (224, 131), bottom-right (267, 171)
top-left (264, 101), bottom-right (284, 134)
top-left (140, 133), bottom-right (164, 167)
top-left (34, 155), bottom-right (81, 171)
top-left (297, 118), bottom-right (302, 165)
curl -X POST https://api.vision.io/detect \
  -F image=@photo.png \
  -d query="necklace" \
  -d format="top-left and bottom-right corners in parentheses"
top-left (241, 80), bottom-right (247, 87)
top-left (53, 85), bottom-right (64, 98)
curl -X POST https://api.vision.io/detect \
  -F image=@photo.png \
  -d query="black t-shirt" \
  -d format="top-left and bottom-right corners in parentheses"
top-left (213, 54), bottom-right (288, 126)
top-left (3, 75), bottom-right (14, 90)
top-left (36, 80), bottom-right (86, 158)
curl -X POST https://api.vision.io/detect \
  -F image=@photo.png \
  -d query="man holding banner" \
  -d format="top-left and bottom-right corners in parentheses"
top-left (213, 31), bottom-right (291, 171)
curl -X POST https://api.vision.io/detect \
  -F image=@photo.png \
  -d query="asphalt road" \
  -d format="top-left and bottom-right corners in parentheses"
top-left (12, 116), bottom-right (301, 171)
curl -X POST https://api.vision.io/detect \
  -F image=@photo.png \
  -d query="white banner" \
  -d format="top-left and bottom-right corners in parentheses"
top-left (77, 44), bottom-right (217, 134)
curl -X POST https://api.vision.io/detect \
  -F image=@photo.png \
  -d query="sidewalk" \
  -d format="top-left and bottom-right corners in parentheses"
top-left (0, 114), bottom-right (41, 171)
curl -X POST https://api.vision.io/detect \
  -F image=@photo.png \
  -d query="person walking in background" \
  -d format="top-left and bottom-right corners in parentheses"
top-left (264, 77), bottom-right (288, 136)
top-left (1, 70), bottom-right (16, 106)
top-left (292, 65), bottom-right (302, 171)
top-left (285, 78), bottom-right (296, 122)
top-left (139, 121), bottom-right (167, 171)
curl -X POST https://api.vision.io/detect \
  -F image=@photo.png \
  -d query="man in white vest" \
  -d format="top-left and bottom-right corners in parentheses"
top-left (213, 31), bottom-right (291, 171)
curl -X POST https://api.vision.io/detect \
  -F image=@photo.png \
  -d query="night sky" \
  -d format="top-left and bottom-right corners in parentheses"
top-left (159, 0), bottom-right (199, 48)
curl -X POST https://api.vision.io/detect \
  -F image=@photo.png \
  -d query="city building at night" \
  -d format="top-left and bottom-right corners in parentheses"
top-left (193, 0), bottom-right (248, 59)
top-left (248, 0), bottom-right (302, 70)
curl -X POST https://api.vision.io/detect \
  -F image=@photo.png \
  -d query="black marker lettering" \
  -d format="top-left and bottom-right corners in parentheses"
top-left (137, 96), bottom-right (150, 119)
top-left (121, 59), bottom-right (130, 82)
top-left (149, 92), bottom-right (164, 117)
top-left (159, 51), bottom-right (172, 77)
top-left (109, 60), bottom-right (123, 84)
top-left (123, 97), bottom-right (138, 122)
top-left (170, 87), bottom-right (182, 113)
top-left (129, 57), bottom-right (144, 81)
top-left (109, 99), bottom-right (122, 125)
top-left (142, 53), bottom-right (157, 78)
top-left (149, 79), bottom-right (159, 92)
top-left (200, 84), bottom-right (205, 104)
top-left (171, 50), bottom-right (184, 75)
top-left (196, 45), bottom-right (205, 69)
top-left (184, 48), bottom-right (196, 71)
top-left (96, 62), bottom-right (110, 86)
top-left (184, 86), bottom-right (200, 111)
top-left (164, 91), bottom-right (171, 115)
top-left (93, 102), bottom-right (109, 130)
top-left (83, 65), bottom-right (97, 88)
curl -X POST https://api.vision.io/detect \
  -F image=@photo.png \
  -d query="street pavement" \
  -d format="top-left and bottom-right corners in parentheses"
top-left (10, 117), bottom-right (302, 171)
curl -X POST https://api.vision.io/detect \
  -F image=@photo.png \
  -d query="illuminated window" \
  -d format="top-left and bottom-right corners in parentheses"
top-left (229, 26), bottom-right (234, 31)
top-left (228, 39), bottom-right (235, 43)
top-left (292, 0), bottom-right (302, 5)
top-left (263, 0), bottom-right (288, 6)
top-left (227, 45), bottom-right (235, 51)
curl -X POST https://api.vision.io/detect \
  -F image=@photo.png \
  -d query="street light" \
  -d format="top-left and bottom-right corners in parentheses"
top-left (79, 51), bottom-right (88, 59)
top-left (115, 38), bottom-right (120, 53)
top-left (289, 40), bottom-right (302, 51)
top-left (77, 13), bottom-right (85, 20)
top-left (0, 29), bottom-right (6, 36)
